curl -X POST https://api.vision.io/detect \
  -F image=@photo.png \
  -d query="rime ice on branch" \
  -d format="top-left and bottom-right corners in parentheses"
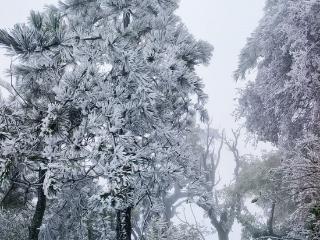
top-left (0, 0), bottom-right (212, 239)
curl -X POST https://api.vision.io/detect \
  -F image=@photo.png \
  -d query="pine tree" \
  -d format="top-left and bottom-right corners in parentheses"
top-left (0, 0), bottom-right (212, 239)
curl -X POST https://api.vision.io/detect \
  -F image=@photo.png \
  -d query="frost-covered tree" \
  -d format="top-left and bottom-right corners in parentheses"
top-left (165, 125), bottom-right (244, 240)
top-left (193, 128), bottom-right (242, 240)
top-left (236, 0), bottom-right (320, 238)
top-left (236, 152), bottom-right (299, 240)
top-left (0, 209), bottom-right (31, 240)
top-left (144, 217), bottom-right (205, 240)
top-left (0, 0), bottom-right (212, 239)
top-left (192, 128), bottom-right (243, 240)
top-left (235, 0), bottom-right (320, 146)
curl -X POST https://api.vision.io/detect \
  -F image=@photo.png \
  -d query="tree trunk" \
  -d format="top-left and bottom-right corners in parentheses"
top-left (116, 207), bottom-right (132, 240)
top-left (217, 229), bottom-right (229, 240)
top-left (87, 221), bottom-right (95, 240)
top-left (29, 169), bottom-right (47, 240)
top-left (267, 202), bottom-right (276, 235)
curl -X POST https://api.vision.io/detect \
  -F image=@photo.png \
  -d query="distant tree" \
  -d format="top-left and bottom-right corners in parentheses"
top-left (163, 124), bottom-right (245, 240)
top-left (0, 0), bottom-right (212, 239)
top-left (236, 152), bottom-right (299, 240)
top-left (144, 217), bottom-right (205, 240)
top-left (192, 127), bottom-right (243, 240)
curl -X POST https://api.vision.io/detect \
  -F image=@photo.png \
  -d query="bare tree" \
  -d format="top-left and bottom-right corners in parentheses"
top-left (195, 127), bottom-right (242, 240)
top-left (158, 123), bottom-right (244, 240)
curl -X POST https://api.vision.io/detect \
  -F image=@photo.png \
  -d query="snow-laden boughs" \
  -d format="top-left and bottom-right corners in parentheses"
top-left (0, 0), bottom-right (212, 239)
top-left (144, 216), bottom-right (205, 240)
top-left (236, 0), bottom-right (320, 146)
top-left (236, 152), bottom-right (300, 239)
top-left (236, 0), bottom-right (320, 238)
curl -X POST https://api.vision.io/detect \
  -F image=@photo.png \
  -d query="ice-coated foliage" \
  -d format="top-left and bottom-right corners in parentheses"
top-left (0, 209), bottom-right (30, 240)
top-left (236, 0), bottom-right (320, 238)
top-left (236, 152), bottom-right (299, 239)
top-left (144, 217), bottom-right (204, 240)
top-left (236, 0), bottom-right (320, 146)
top-left (0, 0), bottom-right (213, 239)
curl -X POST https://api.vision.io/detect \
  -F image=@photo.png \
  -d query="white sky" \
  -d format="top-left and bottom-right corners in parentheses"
top-left (177, 0), bottom-right (265, 129)
top-left (0, 1), bottom-right (266, 239)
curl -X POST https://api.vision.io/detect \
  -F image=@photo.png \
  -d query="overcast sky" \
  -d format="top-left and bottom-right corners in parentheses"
top-left (177, 0), bottom-right (265, 130)
top-left (0, 1), bottom-right (265, 239)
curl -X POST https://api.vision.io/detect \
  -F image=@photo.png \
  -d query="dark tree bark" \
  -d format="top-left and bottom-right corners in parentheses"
top-left (116, 207), bottom-right (132, 240)
top-left (217, 229), bottom-right (229, 240)
top-left (87, 220), bottom-right (95, 240)
top-left (267, 202), bottom-right (276, 235)
top-left (207, 208), bottom-right (230, 240)
top-left (123, 11), bottom-right (131, 29)
top-left (29, 169), bottom-right (47, 240)
top-left (125, 207), bottom-right (132, 239)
